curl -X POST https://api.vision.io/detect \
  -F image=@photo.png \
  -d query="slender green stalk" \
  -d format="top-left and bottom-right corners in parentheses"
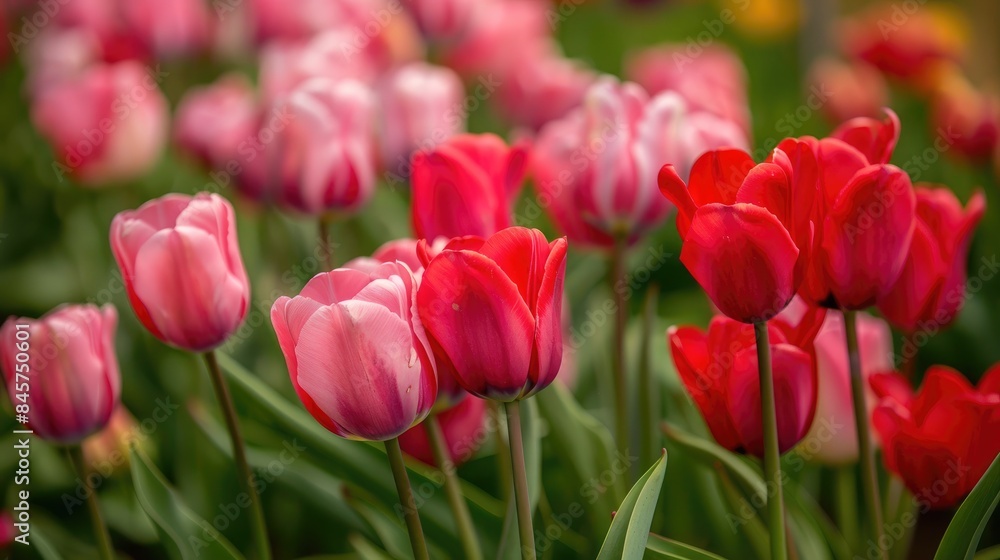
top-left (67, 446), bottom-right (114, 560)
top-left (504, 400), bottom-right (536, 560)
top-left (385, 438), bottom-right (430, 560)
top-left (203, 351), bottom-right (271, 560)
top-left (836, 466), bottom-right (861, 550)
top-left (425, 414), bottom-right (482, 560)
top-left (754, 321), bottom-right (788, 560)
top-left (318, 214), bottom-right (334, 270)
top-left (609, 234), bottom-right (629, 458)
top-left (844, 310), bottom-right (887, 560)
top-left (638, 284), bottom-right (660, 478)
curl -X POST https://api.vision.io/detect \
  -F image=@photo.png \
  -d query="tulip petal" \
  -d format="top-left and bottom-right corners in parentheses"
top-left (296, 301), bottom-right (426, 441)
top-left (830, 108), bottom-right (900, 165)
top-left (525, 237), bottom-right (568, 397)
top-left (658, 164), bottom-right (696, 237)
top-left (418, 250), bottom-right (535, 400)
top-left (299, 268), bottom-right (373, 305)
top-left (681, 204), bottom-right (799, 323)
top-left (478, 227), bottom-right (550, 309)
top-left (687, 149), bottom-right (755, 206)
top-left (821, 164), bottom-right (916, 309)
top-left (876, 220), bottom-right (945, 331)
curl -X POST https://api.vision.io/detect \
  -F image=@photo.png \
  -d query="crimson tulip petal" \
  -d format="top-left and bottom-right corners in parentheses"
top-left (525, 237), bottom-right (568, 397)
top-left (418, 250), bottom-right (535, 400)
top-left (734, 162), bottom-right (792, 230)
top-left (870, 372), bottom-right (915, 406)
top-left (978, 364), bottom-right (1000, 395)
top-left (681, 204), bottom-right (799, 323)
top-left (687, 148), bottom-right (755, 206)
top-left (830, 108), bottom-right (900, 164)
top-left (816, 138), bottom-right (870, 209)
top-left (821, 164), bottom-right (916, 309)
top-left (478, 227), bottom-right (550, 308)
top-left (658, 164), bottom-right (696, 237)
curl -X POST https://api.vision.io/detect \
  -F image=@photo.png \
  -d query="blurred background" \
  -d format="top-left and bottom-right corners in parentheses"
top-left (0, 0), bottom-right (998, 558)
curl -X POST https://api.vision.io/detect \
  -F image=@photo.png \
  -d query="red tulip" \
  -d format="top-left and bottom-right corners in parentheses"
top-left (871, 365), bottom-right (1000, 509)
top-left (668, 310), bottom-right (822, 456)
top-left (398, 396), bottom-right (488, 467)
top-left (410, 134), bottom-right (527, 240)
top-left (1, 305), bottom-right (120, 443)
top-left (31, 61), bottom-right (168, 185)
top-left (625, 43), bottom-right (751, 135)
top-left (534, 76), bottom-right (746, 248)
top-left (931, 75), bottom-right (1000, 162)
top-left (790, 110), bottom-right (918, 310)
top-left (271, 262), bottom-right (438, 441)
top-left (417, 227), bottom-right (568, 401)
top-left (877, 187), bottom-right (986, 332)
top-left (377, 62), bottom-right (466, 179)
top-left (658, 144), bottom-right (818, 323)
top-left (110, 193), bottom-right (250, 352)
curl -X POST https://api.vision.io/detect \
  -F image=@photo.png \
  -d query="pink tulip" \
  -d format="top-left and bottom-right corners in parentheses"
top-left (931, 75), bottom-right (1000, 163)
top-left (411, 134), bottom-right (528, 240)
top-left (119, 0), bottom-right (212, 59)
top-left (377, 63), bottom-right (466, 179)
top-left (110, 193), bottom-right (250, 352)
top-left (405, 0), bottom-right (477, 42)
top-left (31, 61), bottom-right (168, 185)
top-left (259, 32), bottom-right (376, 105)
top-left (417, 227), bottom-right (568, 401)
top-left (802, 307), bottom-right (894, 464)
top-left (442, 0), bottom-right (549, 77)
top-left (174, 74), bottom-right (260, 171)
top-left (808, 57), bottom-right (889, 123)
top-left (343, 238), bottom-right (423, 275)
top-left (494, 47), bottom-right (596, 131)
top-left (398, 396), bottom-right (488, 466)
top-left (1, 305), bottom-right (120, 443)
top-left (625, 43), bottom-right (751, 134)
top-left (533, 76), bottom-right (746, 248)
top-left (271, 262), bottom-right (438, 441)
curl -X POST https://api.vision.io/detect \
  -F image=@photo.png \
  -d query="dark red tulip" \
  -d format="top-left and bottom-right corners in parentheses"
top-left (417, 227), bottom-right (567, 401)
top-left (871, 365), bottom-right (1000, 509)
top-left (658, 144), bottom-right (818, 323)
top-left (411, 134), bottom-right (527, 240)
top-left (398, 397), bottom-right (488, 467)
top-left (668, 309), bottom-right (823, 456)
top-left (877, 187), bottom-right (986, 332)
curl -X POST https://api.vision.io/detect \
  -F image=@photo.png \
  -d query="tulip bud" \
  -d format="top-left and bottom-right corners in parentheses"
top-left (418, 227), bottom-right (568, 401)
top-left (377, 63), bottom-right (466, 178)
top-left (533, 76), bottom-right (746, 248)
top-left (871, 365), bottom-right (1000, 509)
top-left (411, 134), bottom-right (527, 240)
top-left (1, 305), bottom-right (120, 443)
top-left (658, 144), bottom-right (818, 323)
top-left (668, 311), bottom-right (821, 457)
top-left (31, 61), bottom-right (168, 186)
top-left (271, 262), bottom-right (438, 441)
top-left (110, 193), bottom-right (250, 352)
top-left (82, 406), bottom-right (142, 477)
top-left (398, 397), bottom-right (488, 467)
top-left (878, 187), bottom-right (986, 332)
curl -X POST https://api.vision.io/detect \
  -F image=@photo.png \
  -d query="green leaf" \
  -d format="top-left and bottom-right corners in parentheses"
top-left (129, 447), bottom-right (246, 560)
top-left (645, 533), bottom-right (727, 560)
top-left (935, 453), bottom-right (1000, 560)
top-left (662, 423), bottom-right (766, 498)
top-left (31, 524), bottom-right (66, 560)
top-left (522, 397), bottom-right (542, 511)
top-left (536, 383), bottom-right (627, 534)
top-left (597, 450), bottom-right (668, 560)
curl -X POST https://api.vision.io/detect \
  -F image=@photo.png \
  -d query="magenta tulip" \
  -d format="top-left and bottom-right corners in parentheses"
top-left (110, 193), bottom-right (250, 352)
top-left (271, 262), bottom-right (438, 441)
top-left (417, 227), bottom-right (568, 401)
top-left (1, 305), bottom-right (120, 443)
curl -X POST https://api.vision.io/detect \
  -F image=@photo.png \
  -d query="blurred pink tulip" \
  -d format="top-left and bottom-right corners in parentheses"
top-left (1, 305), bottom-right (120, 443)
top-left (110, 193), bottom-right (250, 352)
top-left (495, 47), bottom-right (596, 131)
top-left (443, 0), bottom-right (549, 77)
top-left (808, 57), bottom-right (889, 123)
top-left (626, 43), bottom-right (751, 134)
top-left (271, 262), bottom-right (438, 441)
top-left (417, 227), bottom-right (568, 401)
top-left (377, 62), bottom-right (466, 179)
top-left (31, 61), bottom-right (168, 185)
top-left (259, 31), bottom-right (376, 104)
top-left (931, 75), bottom-right (1000, 162)
top-left (174, 74), bottom-right (260, 171)
top-left (804, 308), bottom-right (894, 464)
top-left (533, 76), bottom-right (746, 247)
top-left (405, 0), bottom-right (477, 42)
top-left (398, 396), bottom-right (488, 467)
top-left (411, 134), bottom-right (528, 240)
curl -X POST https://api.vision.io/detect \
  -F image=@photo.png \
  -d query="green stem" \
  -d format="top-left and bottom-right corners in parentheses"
top-left (203, 351), bottom-right (271, 560)
top-left (609, 234), bottom-right (629, 460)
top-left (836, 466), bottom-right (861, 550)
top-left (504, 400), bottom-right (536, 560)
top-left (638, 284), bottom-right (660, 480)
top-left (844, 310), bottom-right (887, 560)
top-left (67, 446), bottom-right (114, 560)
top-left (318, 214), bottom-right (334, 270)
top-left (425, 414), bottom-right (482, 560)
top-left (754, 321), bottom-right (788, 560)
top-left (385, 438), bottom-right (430, 560)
